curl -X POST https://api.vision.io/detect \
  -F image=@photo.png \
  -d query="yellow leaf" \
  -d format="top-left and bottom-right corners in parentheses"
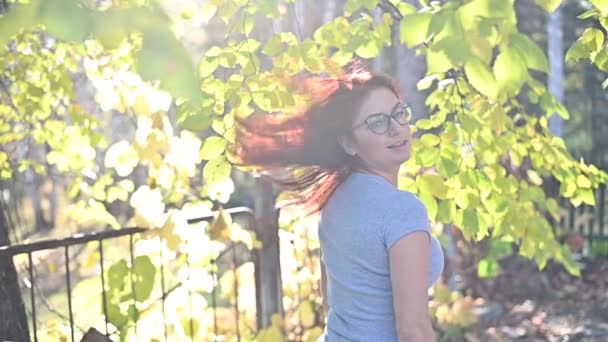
top-left (133, 94), bottom-right (151, 116)
top-left (208, 208), bottom-right (232, 242)
top-left (159, 214), bottom-right (182, 251)
top-left (297, 300), bottom-right (316, 328)
top-left (576, 174), bottom-right (592, 188)
top-left (271, 313), bottom-right (283, 327)
top-left (257, 314), bottom-right (285, 342)
top-left (302, 327), bottom-right (324, 342)
top-left (79, 252), bottom-right (99, 271)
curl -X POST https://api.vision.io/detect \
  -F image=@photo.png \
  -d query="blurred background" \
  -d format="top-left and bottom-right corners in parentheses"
top-left (0, 0), bottom-right (607, 341)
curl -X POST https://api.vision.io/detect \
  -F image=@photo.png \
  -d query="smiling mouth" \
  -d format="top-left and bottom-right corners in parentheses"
top-left (387, 140), bottom-right (407, 148)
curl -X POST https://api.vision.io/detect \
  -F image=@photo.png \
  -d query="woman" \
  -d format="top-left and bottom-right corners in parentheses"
top-left (233, 64), bottom-right (444, 341)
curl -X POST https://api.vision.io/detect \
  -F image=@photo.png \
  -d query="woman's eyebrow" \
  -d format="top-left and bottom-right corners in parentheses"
top-left (362, 101), bottom-right (401, 117)
top-left (367, 102), bottom-right (400, 116)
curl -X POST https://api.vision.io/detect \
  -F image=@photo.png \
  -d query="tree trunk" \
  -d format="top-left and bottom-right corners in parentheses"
top-left (46, 145), bottom-right (57, 229)
top-left (0, 196), bottom-right (30, 341)
top-left (323, 0), bottom-right (336, 26)
top-left (26, 166), bottom-right (46, 232)
top-left (253, 178), bottom-right (283, 329)
top-left (547, 5), bottom-right (564, 137)
top-left (373, 7), bottom-right (385, 71)
top-left (392, 8), bottom-right (427, 121)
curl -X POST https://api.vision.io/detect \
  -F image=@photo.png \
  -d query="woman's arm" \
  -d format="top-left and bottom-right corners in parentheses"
top-left (389, 231), bottom-right (435, 342)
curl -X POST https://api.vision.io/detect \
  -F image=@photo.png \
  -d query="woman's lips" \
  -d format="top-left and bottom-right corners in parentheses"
top-left (388, 140), bottom-right (407, 148)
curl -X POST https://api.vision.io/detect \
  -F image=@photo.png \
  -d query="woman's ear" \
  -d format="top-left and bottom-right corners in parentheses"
top-left (337, 135), bottom-right (357, 156)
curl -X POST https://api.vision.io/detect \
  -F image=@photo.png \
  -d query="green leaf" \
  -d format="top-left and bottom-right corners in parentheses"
top-left (580, 189), bottom-right (595, 205)
top-left (355, 37), bottom-right (382, 59)
top-left (566, 40), bottom-right (590, 61)
top-left (199, 57), bottom-right (220, 78)
top-left (488, 240), bottom-right (513, 259)
top-left (0, 2), bottom-right (37, 48)
top-left (397, 2), bottom-right (417, 16)
top-left (105, 140), bottom-right (138, 177)
top-left (559, 179), bottom-right (576, 197)
top-left (420, 134), bottom-right (440, 147)
top-left (262, 35), bottom-right (283, 56)
top-left (417, 75), bottom-right (437, 90)
top-left (593, 48), bottom-right (608, 71)
top-left (93, 9), bottom-right (130, 49)
top-left (400, 12), bottom-right (432, 48)
top-left (107, 181), bottom-right (133, 203)
top-left (107, 302), bottom-right (128, 329)
top-left (133, 255), bottom-right (156, 302)
top-left (418, 174), bottom-right (451, 200)
top-left (455, 189), bottom-right (480, 209)
top-left (108, 259), bottom-right (128, 290)
top-left (296, 299), bottom-right (316, 328)
top-left (415, 147), bottom-right (440, 167)
top-left (136, 28), bottom-right (202, 101)
top-left (465, 58), bottom-right (497, 99)
top-left (458, 0), bottom-right (516, 26)
top-left (429, 9), bottom-right (464, 42)
top-left (38, 0), bottom-right (93, 42)
top-left (558, 246), bottom-right (581, 276)
top-left (534, 0), bottom-right (563, 13)
top-left (510, 33), bottom-right (549, 73)
top-left (494, 47), bottom-right (527, 96)
top-left (467, 33), bottom-right (493, 64)
top-left (581, 28), bottom-right (605, 52)
top-left (576, 175), bottom-right (592, 188)
top-left (180, 112), bottom-right (213, 131)
top-left (345, 0), bottom-right (379, 12)
top-left (463, 208), bottom-right (480, 237)
top-left (200, 136), bottom-right (227, 160)
top-left (203, 156), bottom-right (232, 186)
top-left (419, 192), bottom-right (438, 221)
top-left (437, 155), bottom-right (459, 177)
top-left (426, 49), bottom-right (454, 74)
top-left (590, 0), bottom-right (608, 15)
top-left (437, 200), bottom-right (456, 224)
top-left (477, 258), bottom-right (500, 278)
top-left (433, 35), bottom-right (472, 66)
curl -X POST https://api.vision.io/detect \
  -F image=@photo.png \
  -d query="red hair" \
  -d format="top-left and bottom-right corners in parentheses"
top-left (232, 65), bottom-right (400, 215)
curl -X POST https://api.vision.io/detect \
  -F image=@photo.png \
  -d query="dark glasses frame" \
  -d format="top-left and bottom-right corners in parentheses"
top-left (352, 102), bottom-right (413, 135)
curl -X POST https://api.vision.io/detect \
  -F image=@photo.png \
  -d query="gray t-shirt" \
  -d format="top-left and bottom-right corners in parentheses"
top-left (319, 172), bottom-right (444, 341)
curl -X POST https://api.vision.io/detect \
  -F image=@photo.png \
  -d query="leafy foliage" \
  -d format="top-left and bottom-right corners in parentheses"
top-left (1, 0), bottom-right (607, 340)
top-left (566, 3), bottom-right (608, 73)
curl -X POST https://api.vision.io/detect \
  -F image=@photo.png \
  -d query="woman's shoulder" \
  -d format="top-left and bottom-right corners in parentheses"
top-left (344, 172), bottom-right (423, 209)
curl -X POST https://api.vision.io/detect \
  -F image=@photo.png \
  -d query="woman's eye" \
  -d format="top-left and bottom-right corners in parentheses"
top-left (369, 116), bottom-right (382, 125)
top-left (368, 116), bottom-right (387, 129)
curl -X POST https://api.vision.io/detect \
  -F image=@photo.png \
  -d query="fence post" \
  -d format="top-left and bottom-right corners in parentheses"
top-left (0, 197), bottom-right (30, 341)
top-left (253, 177), bottom-right (283, 329)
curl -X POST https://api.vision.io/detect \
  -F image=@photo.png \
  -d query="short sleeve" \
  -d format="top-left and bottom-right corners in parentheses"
top-left (381, 191), bottom-right (430, 250)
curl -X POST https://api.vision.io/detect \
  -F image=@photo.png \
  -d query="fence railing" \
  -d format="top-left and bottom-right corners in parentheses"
top-left (559, 183), bottom-right (608, 256)
top-left (1, 175), bottom-right (607, 341)
top-left (0, 206), bottom-right (259, 342)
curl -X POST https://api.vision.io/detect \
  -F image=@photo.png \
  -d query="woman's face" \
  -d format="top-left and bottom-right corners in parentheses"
top-left (339, 86), bottom-right (412, 174)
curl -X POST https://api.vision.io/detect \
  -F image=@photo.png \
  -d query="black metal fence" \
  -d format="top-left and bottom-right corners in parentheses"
top-left (559, 183), bottom-right (608, 256)
top-left (0, 206), bottom-right (259, 342)
top-left (1, 176), bottom-right (607, 341)
top-left (556, 153), bottom-right (608, 256)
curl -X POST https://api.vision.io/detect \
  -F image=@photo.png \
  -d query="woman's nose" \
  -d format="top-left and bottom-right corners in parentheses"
top-left (387, 117), bottom-right (401, 136)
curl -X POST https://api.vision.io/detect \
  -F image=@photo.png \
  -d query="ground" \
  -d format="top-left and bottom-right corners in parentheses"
top-left (463, 256), bottom-right (608, 342)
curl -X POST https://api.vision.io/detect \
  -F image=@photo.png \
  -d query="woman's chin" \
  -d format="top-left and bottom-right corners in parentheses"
top-left (392, 147), bottom-right (411, 163)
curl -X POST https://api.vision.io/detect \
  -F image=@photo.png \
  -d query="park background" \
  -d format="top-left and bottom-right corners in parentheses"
top-left (1, 0), bottom-right (608, 341)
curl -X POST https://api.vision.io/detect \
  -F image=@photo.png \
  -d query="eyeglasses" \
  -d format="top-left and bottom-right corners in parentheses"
top-left (352, 102), bottom-right (412, 135)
